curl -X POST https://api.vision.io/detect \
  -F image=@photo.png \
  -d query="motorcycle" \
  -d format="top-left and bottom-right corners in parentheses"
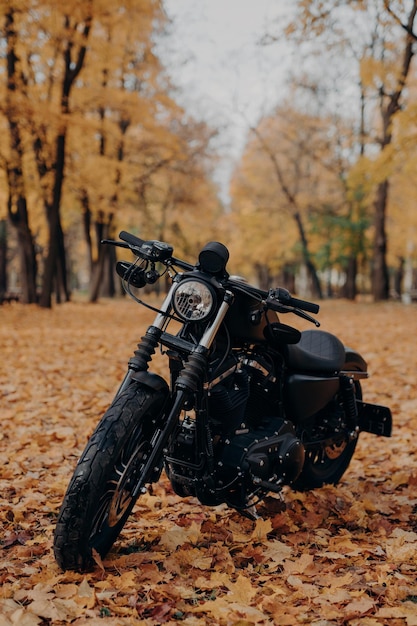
top-left (53, 231), bottom-right (392, 571)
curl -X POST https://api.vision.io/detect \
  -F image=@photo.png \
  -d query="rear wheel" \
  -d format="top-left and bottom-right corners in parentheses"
top-left (53, 383), bottom-right (167, 571)
top-left (292, 380), bottom-right (362, 490)
top-left (293, 436), bottom-right (358, 490)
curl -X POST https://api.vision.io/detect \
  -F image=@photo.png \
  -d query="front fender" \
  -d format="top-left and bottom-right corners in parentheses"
top-left (130, 370), bottom-right (169, 394)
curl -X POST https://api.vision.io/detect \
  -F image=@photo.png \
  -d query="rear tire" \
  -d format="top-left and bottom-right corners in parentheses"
top-left (53, 383), bottom-right (167, 571)
top-left (293, 437), bottom-right (358, 490)
top-left (292, 380), bottom-right (362, 490)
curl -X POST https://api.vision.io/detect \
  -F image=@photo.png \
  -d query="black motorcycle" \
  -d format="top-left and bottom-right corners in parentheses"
top-left (53, 232), bottom-right (392, 571)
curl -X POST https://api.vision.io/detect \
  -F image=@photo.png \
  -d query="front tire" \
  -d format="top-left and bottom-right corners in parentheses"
top-left (53, 382), bottom-right (167, 571)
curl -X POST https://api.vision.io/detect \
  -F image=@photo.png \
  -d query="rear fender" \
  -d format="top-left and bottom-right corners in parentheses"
top-left (342, 348), bottom-right (392, 437)
top-left (341, 348), bottom-right (368, 378)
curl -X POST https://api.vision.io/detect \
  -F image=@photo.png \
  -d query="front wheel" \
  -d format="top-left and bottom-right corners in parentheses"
top-left (53, 382), bottom-right (168, 571)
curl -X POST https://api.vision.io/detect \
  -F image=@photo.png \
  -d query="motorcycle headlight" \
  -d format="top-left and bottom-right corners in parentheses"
top-left (173, 279), bottom-right (216, 321)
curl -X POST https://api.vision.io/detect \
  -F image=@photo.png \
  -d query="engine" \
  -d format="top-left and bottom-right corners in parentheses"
top-left (165, 351), bottom-right (305, 509)
top-left (207, 350), bottom-right (284, 432)
top-left (219, 419), bottom-right (305, 496)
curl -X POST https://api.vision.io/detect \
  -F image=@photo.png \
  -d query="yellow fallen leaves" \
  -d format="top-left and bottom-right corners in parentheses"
top-left (159, 522), bottom-right (202, 551)
top-left (385, 528), bottom-right (417, 563)
top-left (1, 299), bottom-right (417, 625)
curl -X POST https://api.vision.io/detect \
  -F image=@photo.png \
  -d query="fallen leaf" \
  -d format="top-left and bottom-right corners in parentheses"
top-left (2, 300), bottom-right (417, 625)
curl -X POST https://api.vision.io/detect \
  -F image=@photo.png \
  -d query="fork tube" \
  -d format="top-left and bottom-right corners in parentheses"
top-left (132, 389), bottom-right (188, 499)
top-left (152, 284), bottom-right (176, 329)
top-left (115, 284), bottom-right (177, 397)
top-left (198, 290), bottom-right (234, 350)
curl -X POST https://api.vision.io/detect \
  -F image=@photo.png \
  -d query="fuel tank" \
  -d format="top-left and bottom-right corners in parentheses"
top-left (224, 290), bottom-right (278, 345)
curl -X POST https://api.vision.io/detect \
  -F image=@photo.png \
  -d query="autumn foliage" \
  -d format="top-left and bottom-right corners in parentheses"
top-left (2, 1), bottom-right (417, 307)
top-left (1, 298), bottom-right (417, 624)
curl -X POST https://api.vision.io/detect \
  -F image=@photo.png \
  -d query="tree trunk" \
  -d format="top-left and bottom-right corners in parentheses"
top-left (0, 220), bottom-right (7, 300)
top-left (81, 190), bottom-right (94, 275)
top-left (56, 217), bottom-right (70, 302)
top-left (255, 263), bottom-right (271, 291)
top-left (342, 256), bottom-right (357, 300)
top-left (250, 125), bottom-right (322, 299)
top-left (5, 7), bottom-right (38, 304)
top-left (39, 13), bottom-right (92, 308)
top-left (371, 179), bottom-right (390, 301)
top-left (39, 132), bottom-right (67, 308)
top-left (370, 2), bottom-right (417, 300)
top-left (89, 212), bottom-right (115, 302)
top-left (16, 222), bottom-right (38, 303)
top-left (393, 256), bottom-right (404, 299)
top-left (7, 171), bottom-right (38, 304)
top-left (280, 264), bottom-right (296, 294)
top-left (294, 211), bottom-right (322, 299)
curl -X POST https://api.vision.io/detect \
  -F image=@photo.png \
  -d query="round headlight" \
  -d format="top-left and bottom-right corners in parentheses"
top-left (173, 279), bottom-right (216, 321)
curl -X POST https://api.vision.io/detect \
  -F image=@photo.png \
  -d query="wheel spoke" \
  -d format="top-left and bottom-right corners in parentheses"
top-left (90, 487), bottom-right (114, 539)
top-left (90, 437), bottom-right (150, 533)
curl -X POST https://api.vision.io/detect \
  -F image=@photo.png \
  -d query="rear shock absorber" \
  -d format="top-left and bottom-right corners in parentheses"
top-left (340, 375), bottom-right (359, 431)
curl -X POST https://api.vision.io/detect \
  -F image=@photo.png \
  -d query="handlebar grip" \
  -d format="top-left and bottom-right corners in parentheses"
top-left (287, 296), bottom-right (319, 314)
top-left (269, 288), bottom-right (319, 314)
top-left (119, 231), bottom-right (174, 262)
top-left (119, 231), bottom-right (146, 249)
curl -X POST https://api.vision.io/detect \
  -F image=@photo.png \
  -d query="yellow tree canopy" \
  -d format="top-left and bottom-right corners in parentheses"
top-left (229, 104), bottom-right (352, 281)
top-left (0, 0), bottom-right (223, 286)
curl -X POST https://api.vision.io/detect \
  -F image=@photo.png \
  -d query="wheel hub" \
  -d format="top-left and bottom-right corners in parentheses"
top-left (324, 438), bottom-right (347, 460)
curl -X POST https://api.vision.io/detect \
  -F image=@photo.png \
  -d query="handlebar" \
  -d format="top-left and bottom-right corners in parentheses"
top-left (119, 231), bottom-right (174, 262)
top-left (118, 230), bottom-right (145, 249)
top-left (267, 287), bottom-right (320, 314)
top-left (105, 232), bottom-right (320, 322)
top-left (102, 232), bottom-right (192, 270)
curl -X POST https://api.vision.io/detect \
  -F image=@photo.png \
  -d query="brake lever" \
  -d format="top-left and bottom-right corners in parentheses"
top-left (267, 301), bottom-right (320, 327)
top-left (294, 308), bottom-right (320, 327)
top-left (101, 239), bottom-right (130, 249)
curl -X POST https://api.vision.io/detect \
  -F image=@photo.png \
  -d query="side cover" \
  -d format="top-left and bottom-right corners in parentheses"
top-left (285, 374), bottom-right (340, 421)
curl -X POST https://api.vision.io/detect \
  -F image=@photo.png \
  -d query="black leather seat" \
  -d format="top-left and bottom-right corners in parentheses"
top-left (286, 330), bottom-right (345, 373)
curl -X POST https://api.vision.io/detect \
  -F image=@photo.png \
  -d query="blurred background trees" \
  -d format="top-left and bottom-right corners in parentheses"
top-left (1, 0), bottom-right (417, 305)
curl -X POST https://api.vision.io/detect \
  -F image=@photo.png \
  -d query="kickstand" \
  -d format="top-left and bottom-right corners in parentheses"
top-left (240, 504), bottom-right (260, 521)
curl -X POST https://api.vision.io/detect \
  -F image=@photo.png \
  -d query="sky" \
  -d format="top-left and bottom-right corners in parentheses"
top-left (160, 1), bottom-right (296, 200)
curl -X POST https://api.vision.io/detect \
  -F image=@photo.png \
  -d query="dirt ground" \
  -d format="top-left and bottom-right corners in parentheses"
top-left (1, 298), bottom-right (417, 625)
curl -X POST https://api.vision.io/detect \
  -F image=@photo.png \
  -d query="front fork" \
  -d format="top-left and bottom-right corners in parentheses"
top-left (115, 288), bottom-right (176, 397)
top-left (121, 288), bottom-right (235, 499)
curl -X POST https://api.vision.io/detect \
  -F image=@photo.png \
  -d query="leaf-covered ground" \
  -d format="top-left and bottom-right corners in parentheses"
top-left (1, 298), bottom-right (417, 625)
